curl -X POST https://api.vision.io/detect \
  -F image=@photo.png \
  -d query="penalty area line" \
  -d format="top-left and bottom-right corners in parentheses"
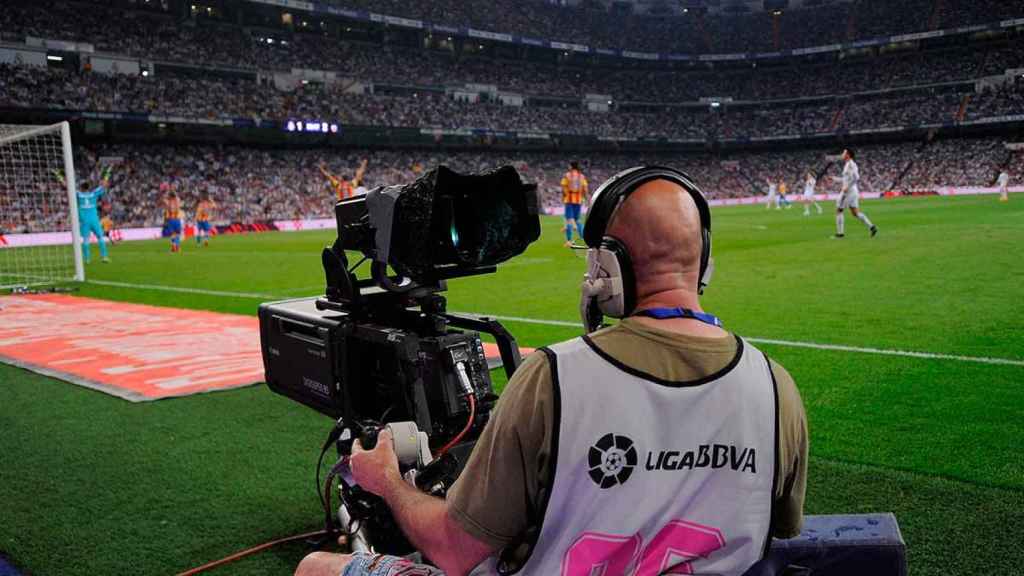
top-left (72, 282), bottom-right (1024, 368)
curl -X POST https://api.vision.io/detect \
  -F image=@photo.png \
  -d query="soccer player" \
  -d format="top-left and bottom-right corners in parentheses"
top-left (832, 149), bottom-right (877, 238)
top-left (163, 189), bottom-right (184, 252)
top-left (766, 179), bottom-right (779, 210)
top-left (802, 172), bottom-right (823, 216)
top-left (100, 213), bottom-right (116, 244)
top-left (75, 169), bottom-right (112, 264)
top-left (997, 169), bottom-right (1010, 202)
top-left (778, 179), bottom-right (792, 209)
top-left (195, 194), bottom-right (217, 247)
top-left (560, 161), bottom-right (588, 246)
top-left (320, 158), bottom-right (368, 201)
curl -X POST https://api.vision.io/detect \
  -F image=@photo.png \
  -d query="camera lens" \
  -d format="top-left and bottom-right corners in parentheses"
top-left (450, 219), bottom-right (460, 248)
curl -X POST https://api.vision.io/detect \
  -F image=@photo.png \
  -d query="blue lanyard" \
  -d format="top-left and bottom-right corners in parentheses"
top-left (634, 307), bottom-right (723, 328)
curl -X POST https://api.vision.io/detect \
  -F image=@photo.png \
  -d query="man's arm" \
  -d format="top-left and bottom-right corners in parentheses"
top-left (353, 158), bottom-right (368, 186)
top-left (318, 164), bottom-right (338, 185)
top-left (768, 360), bottom-right (808, 538)
top-left (350, 430), bottom-right (496, 575)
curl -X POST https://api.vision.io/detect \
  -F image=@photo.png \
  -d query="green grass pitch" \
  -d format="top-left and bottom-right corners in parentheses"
top-left (1, 194), bottom-right (1022, 575)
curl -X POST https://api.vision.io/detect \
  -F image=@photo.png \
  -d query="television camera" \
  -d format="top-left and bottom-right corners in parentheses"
top-left (258, 165), bottom-right (540, 554)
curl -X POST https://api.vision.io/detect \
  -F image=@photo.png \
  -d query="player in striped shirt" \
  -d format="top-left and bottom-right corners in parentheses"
top-left (561, 161), bottom-right (589, 246)
top-left (320, 159), bottom-right (368, 201)
top-left (163, 188), bottom-right (184, 253)
top-left (195, 194), bottom-right (217, 247)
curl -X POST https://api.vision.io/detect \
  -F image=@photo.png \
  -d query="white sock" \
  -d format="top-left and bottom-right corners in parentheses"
top-left (857, 212), bottom-right (874, 228)
top-left (814, 202), bottom-right (822, 212)
top-left (836, 212), bottom-right (845, 235)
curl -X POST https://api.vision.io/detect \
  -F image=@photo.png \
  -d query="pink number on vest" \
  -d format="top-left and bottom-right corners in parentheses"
top-left (634, 520), bottom-right (727, 575)
top-left (562, 520), bottom-right (726, 576)
top-left (561, 532), bottom-right (642, 576)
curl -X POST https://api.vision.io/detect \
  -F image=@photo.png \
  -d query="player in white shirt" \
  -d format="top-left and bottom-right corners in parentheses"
top-left (766, 179), bottom-right (779, 210)
top-left (997, 170), bottom-right (1010, 202)
top-left (802, 172), bottom-right (823, 216)
top-left (831, 149), bottom-right (877, 238)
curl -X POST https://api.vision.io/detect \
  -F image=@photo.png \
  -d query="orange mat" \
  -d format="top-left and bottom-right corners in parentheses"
top-left (0, 294), bottom-right (535, 402)
top-left (0, 294), bottom-right (263, 401)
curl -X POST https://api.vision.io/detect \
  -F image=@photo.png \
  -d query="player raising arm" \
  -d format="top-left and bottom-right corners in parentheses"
top-left (195, 194), bottom-right (217, 247)
top-left (831, 149), bottom-right (877, 239)
top-left (320, 158), bottom-right (368, 201)
top-left (66, 165), bottom-right (112, 264)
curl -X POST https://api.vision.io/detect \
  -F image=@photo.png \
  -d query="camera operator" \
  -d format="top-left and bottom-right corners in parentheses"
top-left (296, 175), bottom-right (807, 576)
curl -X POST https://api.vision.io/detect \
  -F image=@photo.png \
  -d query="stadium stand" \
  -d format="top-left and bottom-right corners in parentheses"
top-left (2, 135), bottom-right (1015, 234)
top-left (1, 0), bottom-right (1021, 232)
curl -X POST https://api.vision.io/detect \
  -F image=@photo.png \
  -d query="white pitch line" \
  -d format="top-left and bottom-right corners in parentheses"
top-left (87, 279), bottom-right (279, 299)
top-left (742, 337), bottom-right (1024, 368)
top-left (454, 312), bottom-right (1024, 368)
top-left (70, 281), bottom-right (1024, 368)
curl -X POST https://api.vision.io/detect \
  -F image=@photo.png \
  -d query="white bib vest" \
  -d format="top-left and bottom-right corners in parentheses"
top-left (505, 335), bottom-right (779, 576)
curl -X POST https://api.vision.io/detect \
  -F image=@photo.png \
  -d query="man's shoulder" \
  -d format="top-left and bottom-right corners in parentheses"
top-left (763, 355), bottom-right (804, 419)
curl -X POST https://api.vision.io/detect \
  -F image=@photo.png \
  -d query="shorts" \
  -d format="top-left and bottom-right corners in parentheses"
top-left (197, 221), bottom-right (211, 232)
top-left (167, 218), bottom-right (183, 234)
top-left (564, 203), bottom-right (582, 221)
top-left (837, 193), bottom-right (860, 210)
top-left (341, 552), bottom-right (444, 576)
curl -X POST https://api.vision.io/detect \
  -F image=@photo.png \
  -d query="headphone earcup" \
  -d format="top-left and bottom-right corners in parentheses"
top-left (599, 237), bottom-right (635, 317)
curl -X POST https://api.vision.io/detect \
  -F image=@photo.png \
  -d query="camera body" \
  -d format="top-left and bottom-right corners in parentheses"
top-left (259, 294), bottom-right (496, 445)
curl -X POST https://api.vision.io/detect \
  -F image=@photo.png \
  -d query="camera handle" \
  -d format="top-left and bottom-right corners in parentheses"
top-left (442, 314), bottom-right (522, 379)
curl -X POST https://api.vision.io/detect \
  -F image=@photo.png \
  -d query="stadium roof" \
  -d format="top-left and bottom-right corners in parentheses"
top-left (589, 0), bottom-right (853, 16)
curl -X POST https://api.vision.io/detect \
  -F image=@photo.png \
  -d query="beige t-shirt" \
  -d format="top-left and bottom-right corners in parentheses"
top-left (447, 318), bottom-right (808, 550)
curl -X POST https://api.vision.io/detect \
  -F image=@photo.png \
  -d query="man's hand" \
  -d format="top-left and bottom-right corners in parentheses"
top-left (350, 428), bottom-right (403, 498)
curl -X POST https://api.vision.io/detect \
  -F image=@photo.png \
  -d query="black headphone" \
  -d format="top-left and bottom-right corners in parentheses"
top-left (579, 166), bottom-right (714, 332)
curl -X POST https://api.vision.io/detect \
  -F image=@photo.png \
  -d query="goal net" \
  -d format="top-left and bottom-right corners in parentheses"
top-left (0, 122), bottom-right (84, 289)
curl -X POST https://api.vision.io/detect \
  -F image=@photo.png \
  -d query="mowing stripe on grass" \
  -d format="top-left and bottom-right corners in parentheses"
top-left (81, 280), bottom-right (1024, 368)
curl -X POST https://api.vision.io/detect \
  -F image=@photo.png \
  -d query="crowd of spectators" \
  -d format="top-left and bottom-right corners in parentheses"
top-left (4, 137), bottom-right (1014, 233)
top-left (3, 1), bottom-right (1023, 106)
top-left (6, 62), bottom-right (1018, 139)
top-left (312, 0), bottom-right (1024, 54)
top-left (965, 79), bottom-right (1024, 122)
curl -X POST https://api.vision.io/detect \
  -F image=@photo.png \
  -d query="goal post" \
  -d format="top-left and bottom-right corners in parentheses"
top-left (0, 121), bottom-right (84, 289)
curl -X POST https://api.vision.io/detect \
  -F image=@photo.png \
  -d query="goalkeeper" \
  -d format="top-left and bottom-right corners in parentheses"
top-left (57, 167), bottom-right (111, 264)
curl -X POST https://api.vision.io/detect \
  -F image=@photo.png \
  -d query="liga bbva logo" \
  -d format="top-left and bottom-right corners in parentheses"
top-left (588, 433), bottom-right (639, 489)
top-left (588, 433), bottom-right (759, 489)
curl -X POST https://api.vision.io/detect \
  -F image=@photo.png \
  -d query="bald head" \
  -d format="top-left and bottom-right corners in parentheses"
top-left (605, 178), bottom-right (704, 300)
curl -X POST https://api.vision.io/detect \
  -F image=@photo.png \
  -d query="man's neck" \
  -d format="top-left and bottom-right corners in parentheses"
top-left (630, 290), bottom-right (728, 338)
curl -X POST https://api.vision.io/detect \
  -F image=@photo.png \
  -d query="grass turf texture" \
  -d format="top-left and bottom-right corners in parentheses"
top-left (1, 194), bottom-right (1022, 575)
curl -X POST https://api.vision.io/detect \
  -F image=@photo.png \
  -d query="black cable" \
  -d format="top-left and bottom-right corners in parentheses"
top-left (316, 439), bottom-right (333, 532)
top-left (316, 418), bottom-right (349, 535)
